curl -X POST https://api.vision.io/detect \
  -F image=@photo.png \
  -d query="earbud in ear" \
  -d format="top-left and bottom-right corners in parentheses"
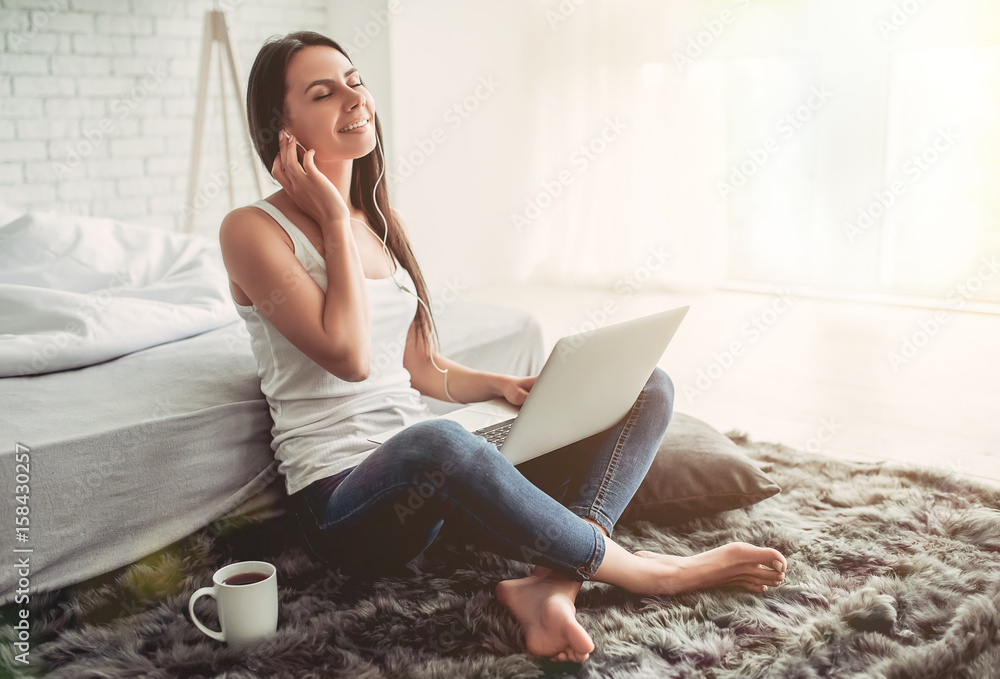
top-left (278, 130), bottom-right (309, 156)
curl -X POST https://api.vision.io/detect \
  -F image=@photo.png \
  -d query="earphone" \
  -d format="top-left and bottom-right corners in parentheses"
top-left (281, 128), bottom-right (457, 403)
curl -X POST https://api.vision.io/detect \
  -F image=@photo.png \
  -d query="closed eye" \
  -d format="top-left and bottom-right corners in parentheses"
top-left (314, 83), bottom-right (363, 101)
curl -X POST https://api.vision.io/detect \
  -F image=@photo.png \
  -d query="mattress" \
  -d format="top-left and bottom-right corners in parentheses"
top-left (0, 302), bottom-right (545, 604)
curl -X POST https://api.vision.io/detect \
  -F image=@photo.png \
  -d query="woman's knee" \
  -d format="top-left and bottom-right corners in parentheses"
top-left (645, 367), bottom-right (675, 417)
top-left (389, 418), bottom-right (481, 479)
top-left (647, 367), bottom-right (674, 401)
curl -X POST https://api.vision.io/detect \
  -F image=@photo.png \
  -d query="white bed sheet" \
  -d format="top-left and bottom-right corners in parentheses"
top-left (0, 321), bottom-right (277, 605)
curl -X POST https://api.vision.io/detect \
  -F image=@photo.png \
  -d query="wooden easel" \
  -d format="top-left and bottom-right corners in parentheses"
top-left (184, 9), bottom-right (265, 233)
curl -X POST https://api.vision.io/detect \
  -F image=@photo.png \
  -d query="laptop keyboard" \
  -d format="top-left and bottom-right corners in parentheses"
top-left (472, 418), bottom-right (516, 449)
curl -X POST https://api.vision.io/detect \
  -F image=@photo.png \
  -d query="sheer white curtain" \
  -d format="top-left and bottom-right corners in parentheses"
top-left (388, 1), bottom-right (1000, 300)
top-left (387, 0), bottom-right (726, 292)
top-left (520, 0), bottom-right (730, 292)
top-left (521, 0), bottom-right (1000, 300)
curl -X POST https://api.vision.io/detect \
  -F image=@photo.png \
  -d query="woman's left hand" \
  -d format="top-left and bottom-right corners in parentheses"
top-left (500, 375), bottom-right (537, 407)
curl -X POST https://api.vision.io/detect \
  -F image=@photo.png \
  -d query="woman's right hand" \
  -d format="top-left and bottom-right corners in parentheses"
top-left (271, 130), bottom-right (351, 227)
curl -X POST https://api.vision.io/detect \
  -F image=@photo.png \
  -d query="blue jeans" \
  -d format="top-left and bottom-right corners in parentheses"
top-left (290, 368), bottom-right (674, 583)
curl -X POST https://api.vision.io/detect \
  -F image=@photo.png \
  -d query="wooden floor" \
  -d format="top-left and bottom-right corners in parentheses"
top-left (463, 282), bottom-right (1000, 490)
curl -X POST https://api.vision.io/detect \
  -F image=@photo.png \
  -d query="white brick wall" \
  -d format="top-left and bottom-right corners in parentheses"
top-left (0, 0), bottom-right (331, 233)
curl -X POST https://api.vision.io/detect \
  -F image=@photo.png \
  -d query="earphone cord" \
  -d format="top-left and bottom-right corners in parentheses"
top-left (347, 133), bottom-right (459, 404)
top-left (289, 130), bottom-right (457, 402)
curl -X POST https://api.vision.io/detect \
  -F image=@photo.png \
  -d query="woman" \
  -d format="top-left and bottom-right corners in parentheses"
top-left (220, 31), bottom-right (787, 664)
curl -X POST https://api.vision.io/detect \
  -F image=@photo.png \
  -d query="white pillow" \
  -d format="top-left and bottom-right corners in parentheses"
top-left (0, 208), bottom-right (239, 377)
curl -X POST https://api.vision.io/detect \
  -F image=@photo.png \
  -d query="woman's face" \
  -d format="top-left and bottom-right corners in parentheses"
top-left (281, 45), bottom-right (376, 161)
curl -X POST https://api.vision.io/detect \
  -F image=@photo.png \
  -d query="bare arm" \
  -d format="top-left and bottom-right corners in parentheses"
top-left (317, 215), bottom-right (371, 379)
top-left (219, 207), bottom-right (371, 381)
top-left (402, 320), bottom-right (537, 405)
top-left (389, 207), bottom-right (537, 404)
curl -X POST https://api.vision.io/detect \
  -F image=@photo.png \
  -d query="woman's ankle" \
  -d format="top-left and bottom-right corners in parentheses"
top-left (530, 564), bottom-right (555, 579)
top-left (591, 535), bottom-right (666, 593)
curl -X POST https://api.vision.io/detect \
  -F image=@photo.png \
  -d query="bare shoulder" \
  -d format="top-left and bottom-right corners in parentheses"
top-left (219, 205), bottom-right (292, 254)
top-left (220, 204), bottom-right (269, 235)
top-left (218, 205), bottom-right (305, 307)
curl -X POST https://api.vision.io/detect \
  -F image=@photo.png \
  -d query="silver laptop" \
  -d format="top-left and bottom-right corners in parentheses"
top-left (368, 305), bottom-right (690, 465)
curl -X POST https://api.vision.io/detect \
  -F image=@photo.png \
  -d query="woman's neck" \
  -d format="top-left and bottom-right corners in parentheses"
top-left (312, 155), bottom-right (357, 215)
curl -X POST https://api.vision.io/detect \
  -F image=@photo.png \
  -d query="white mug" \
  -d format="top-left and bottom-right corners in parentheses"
top-left (188, 560), bottom-right (278, 650)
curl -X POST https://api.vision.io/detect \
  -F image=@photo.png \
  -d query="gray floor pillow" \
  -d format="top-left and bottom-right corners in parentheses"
top-left (620, 412), bottom-right (781, 524)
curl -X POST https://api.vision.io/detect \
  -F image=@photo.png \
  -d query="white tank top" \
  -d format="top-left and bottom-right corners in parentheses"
top-left (233, 198), bottom-right (432, 495)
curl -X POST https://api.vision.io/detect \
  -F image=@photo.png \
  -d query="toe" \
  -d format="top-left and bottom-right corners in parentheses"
top-left (737, 543), bottom-right (786, 572)
top-left (755, 565), bottom-right (785, 584)
top-left (565, 619), bottom-right (595, 657)
top-left (729, 579), bottom-right (768, 593)
top-left (766, 550), bottom-right (787, 573)
top-left (748, 572), bottom-right (783, 586)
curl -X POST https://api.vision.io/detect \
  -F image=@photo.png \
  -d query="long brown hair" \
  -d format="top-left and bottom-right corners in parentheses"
top-left (246, 30), bottom-right (440, 355)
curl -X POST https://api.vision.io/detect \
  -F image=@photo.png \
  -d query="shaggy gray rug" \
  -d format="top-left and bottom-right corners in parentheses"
top-left (4, 434), bottom-right (1000, 679)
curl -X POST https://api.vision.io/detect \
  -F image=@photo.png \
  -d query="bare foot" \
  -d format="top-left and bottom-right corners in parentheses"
top-left (633, 542), bottom-right (787, 595)
top-left (495, 570), bottom-right (595, 663)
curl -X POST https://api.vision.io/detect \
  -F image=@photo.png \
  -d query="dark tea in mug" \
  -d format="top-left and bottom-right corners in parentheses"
top-left (223, 571), bottom-right (270, 586)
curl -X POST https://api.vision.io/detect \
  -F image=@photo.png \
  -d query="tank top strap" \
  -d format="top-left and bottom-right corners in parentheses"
top-left (250, 199), bottom-right (325, 268)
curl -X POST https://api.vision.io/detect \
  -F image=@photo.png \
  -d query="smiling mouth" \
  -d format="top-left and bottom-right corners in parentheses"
top-left (338, 118), bottom-right (370, 133)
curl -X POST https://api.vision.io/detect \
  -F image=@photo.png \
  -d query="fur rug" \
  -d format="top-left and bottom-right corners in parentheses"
top-left (4, 434), bottom-right (1000, 679)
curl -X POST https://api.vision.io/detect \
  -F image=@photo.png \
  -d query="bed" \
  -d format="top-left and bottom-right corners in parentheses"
top-left (0, 204), bottom-right (546, 604)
